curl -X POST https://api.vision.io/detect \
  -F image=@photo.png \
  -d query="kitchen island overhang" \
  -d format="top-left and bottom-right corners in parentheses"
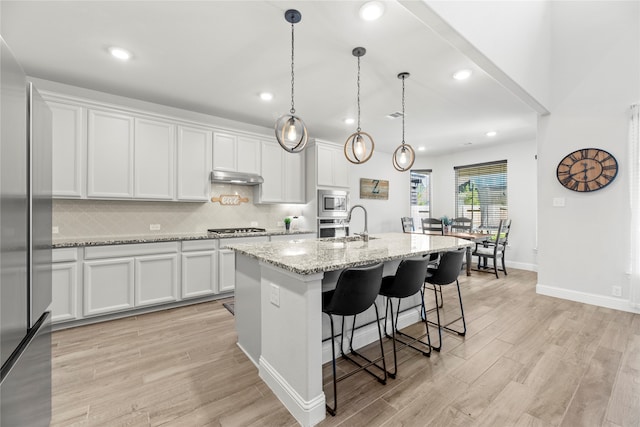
top-left (226, 233), bottom-right (473, 427)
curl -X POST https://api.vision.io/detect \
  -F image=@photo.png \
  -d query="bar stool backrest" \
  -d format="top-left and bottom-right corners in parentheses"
top-left (387, 258), bottom-right (430, 299)
top-left (425, 249), bottom-right (465, 285)
top-left (324, 263), bottom-right (384, 316)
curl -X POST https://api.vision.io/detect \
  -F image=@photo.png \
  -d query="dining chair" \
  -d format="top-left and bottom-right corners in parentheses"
top-left (421, 217), bottom-right (444, 235)
top-left (378, 257), bottom-right (431, 378)
top-left (322, 263), bottom-right (386, 416)
top-left (472, 219), bottom-right (511, 278)
top-left (401, 217), bottom-right (414, 233)
top-left (424, 248), bottom-right (467, 351)
top-left (450, 217), bottom-right (472, 233)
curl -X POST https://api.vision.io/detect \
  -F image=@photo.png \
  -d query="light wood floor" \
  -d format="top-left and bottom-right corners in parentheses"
top-left (51, 269), bottom-right (640, 426)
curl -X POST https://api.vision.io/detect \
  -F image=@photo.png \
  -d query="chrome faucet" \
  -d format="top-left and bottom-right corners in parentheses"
top-left (347, 204), bottom-right (369, 242)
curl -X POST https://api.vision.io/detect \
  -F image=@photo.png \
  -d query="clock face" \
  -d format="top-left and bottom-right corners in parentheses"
top-left (556, 148), bottom-right (618, 192)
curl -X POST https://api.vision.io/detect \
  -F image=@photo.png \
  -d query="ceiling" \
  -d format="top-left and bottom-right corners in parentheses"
top-left (1, 1), bottom-right (538, 157)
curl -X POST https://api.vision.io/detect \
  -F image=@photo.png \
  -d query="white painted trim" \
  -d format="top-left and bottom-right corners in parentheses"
top-left (506, 261), bottom-right (538, 272)
top-left (259, 357), bottom-right (326, 427)
top-left (536, 283), bottom-right (640, 314)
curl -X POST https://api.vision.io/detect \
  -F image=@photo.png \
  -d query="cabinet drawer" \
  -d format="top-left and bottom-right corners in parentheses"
top-left (84, 242), bottom-right (179, 259)
top-left (182, 239), bottom-right (218, 252)
top-left (52, 247), bottom-right (79, 263)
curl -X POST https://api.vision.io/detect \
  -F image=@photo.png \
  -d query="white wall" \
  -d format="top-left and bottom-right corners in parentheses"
top-left (416, 137), bottom-right (538, 271)
top-left (345, 149), bottom-right (412, 235)
top-left (536, 1), bottom-right (640, 312)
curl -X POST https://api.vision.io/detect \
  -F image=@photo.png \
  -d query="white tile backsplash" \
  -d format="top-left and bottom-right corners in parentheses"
top-left (53, 184), bottom-right (310, 238)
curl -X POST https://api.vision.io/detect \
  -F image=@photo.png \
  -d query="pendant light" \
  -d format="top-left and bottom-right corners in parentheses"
top-left (275, 9), bottom-right (308, 153)
top-left (344, 47), bottom-right (375, 164)
top-left (392, 72), bottom-right (416, 171)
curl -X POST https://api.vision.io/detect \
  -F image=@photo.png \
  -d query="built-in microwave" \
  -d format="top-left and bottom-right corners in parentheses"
top-left (317, 189), bottom-right (349, 218)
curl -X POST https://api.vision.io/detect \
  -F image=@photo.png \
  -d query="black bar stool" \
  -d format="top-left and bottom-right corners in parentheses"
top-left (378, 257), bottom-right (431, 378)
top-left (424, 248), bottom-right (466, 351)
top-left (322, 263), bottom-right (386, 416)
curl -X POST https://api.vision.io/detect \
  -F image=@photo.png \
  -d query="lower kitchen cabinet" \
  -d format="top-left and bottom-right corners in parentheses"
top-left (135, 254), bottom-right (178, 306)
top-left (51, 262), bottom-right (78, 322)
top-left (84, 258), bottom-right (135, 316)
top-left (181, 240), bottom-right (218, 299)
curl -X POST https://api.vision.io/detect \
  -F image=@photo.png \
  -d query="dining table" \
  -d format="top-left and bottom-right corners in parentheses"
top-left (418, 229), bottom-right (489, 275)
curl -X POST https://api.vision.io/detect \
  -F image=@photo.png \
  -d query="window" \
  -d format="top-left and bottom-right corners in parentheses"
top-left (410, 170), bottom-right (431, 228)
top-left (454, 160), bottom-right (507, 231)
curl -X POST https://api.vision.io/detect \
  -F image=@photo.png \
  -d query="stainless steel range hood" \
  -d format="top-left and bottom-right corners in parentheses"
top-left (210, 170), bottom-right (264, 185)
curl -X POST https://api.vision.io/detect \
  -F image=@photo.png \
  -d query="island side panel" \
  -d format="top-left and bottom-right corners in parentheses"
top-left (235, 253), bottom-right (262, 366)
top-left (258, 264), bottom-right (326, 427)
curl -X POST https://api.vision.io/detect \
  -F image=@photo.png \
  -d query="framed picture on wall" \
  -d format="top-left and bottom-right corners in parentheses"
top-left (360, 178), bottom-right (389, 200)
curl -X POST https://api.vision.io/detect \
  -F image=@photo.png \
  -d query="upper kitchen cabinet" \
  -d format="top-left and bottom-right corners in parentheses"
top-left (87, 108), bottom-right (135, 198)
top-left (212, 132), bottom-right (260, 175)
top-left (47, 99), bottom-right (85, 198)
top-left (134, 118), bottom-right (176, 200)
top-left (176, 125), bottom-right (212, 201)
top-left (256, 139), bottom-right (305, 204)
top-left (316, 142), bottom-right (349, 188)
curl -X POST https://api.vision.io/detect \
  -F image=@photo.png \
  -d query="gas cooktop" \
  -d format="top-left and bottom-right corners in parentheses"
top-left (207, 227), bottom-right (266, 234)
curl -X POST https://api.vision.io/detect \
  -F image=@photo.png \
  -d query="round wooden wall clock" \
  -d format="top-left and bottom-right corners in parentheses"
top-left (556, 148), bottom-right (618, 192)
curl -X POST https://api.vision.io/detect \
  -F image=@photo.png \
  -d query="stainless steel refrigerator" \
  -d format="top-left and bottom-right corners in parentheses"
top-left (0, 37), bottom-right (52, 427)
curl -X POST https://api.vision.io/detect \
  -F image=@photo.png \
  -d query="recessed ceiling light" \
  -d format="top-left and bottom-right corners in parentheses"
top-left (259, 92), bottom-right (274, 101)
top-left (108, 46), bottom-right (131, 61)
top-left (453, 69), bottom-right (472, 80)
top-left (486, 131), bottom-right (497, 137)
top-left (418, 146), bottom-right (426, 151)
top-left (359, 1), bottom-right (385, 21)
top-left (344, 118), bottom-right (355, 125)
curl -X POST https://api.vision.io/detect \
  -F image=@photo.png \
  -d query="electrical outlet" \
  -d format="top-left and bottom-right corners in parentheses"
top-left (270, 284), bottom-right (280, 307)
top-left (149, 224), bottom-right (161, 231)
top-left (612, 286), bottom-right (622, 297)
top-left (52, 226), bottom-right (59, 234)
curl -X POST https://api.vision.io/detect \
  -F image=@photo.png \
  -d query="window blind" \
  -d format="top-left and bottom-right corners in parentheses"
top-left (454, 160), bottom-right (507, 231)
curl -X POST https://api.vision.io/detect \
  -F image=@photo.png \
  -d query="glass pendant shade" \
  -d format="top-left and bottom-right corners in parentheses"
top-left (393, 72), bottom-right (416, 172)
top-left (275, 114), bottom-right (307, 152)
top-left (275, 9), bottom-right (308, 153)
top-left (344, 47), bottom-right (375, 165)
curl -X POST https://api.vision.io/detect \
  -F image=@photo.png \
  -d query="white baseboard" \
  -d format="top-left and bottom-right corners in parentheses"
top-left (536, 283), bottom-right (640, 314)
top-left (506, 260), bottom-right (537, 272)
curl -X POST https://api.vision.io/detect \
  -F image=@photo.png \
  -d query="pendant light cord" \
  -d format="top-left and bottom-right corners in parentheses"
top-left (357, 55), bottom-right (361, 132)
top-left (290, 22), bottom-right (296, 115)
top-left (401, 75), bottom-right (405, 145)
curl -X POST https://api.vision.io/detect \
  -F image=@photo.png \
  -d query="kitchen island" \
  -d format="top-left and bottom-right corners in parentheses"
top-left (226, 232), bottom-right (473, 426)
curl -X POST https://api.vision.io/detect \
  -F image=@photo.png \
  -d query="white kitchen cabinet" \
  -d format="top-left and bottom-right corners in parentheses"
top-left (135, 253), bottom-right (179, 306)
top-left (213, 132), bottom-right (260, 175)
top-left (236, 136), bottom-right (261, 174)
top-left (181, 240), bottom-right (218, 298)
top-left (47, 100), bottom-right (85, 198)
top-left (284, 150), bottom-right (305, 203)
top-left (87, 108), bottom-right (134, 198)
top-left (134, 118), bottom-right (175, 200)
top-left (259, 140), bottom-right (284, 202)
top-left (212, 132), bottom-right (236, 171)
top-left (317, 143), bottom-right (349, 188)
top-left (83, 258), bottom-right (135, 316)
top-left (177, 126), bottom-right (212, 201)
top-left (51, 248), bottom-right (81, 323)
top-left (218, 249), bottom-right (236, 293)
top-left (218, 236), bottom-right (268, 292)
top-left (258, 140), bottom-right (305, 203)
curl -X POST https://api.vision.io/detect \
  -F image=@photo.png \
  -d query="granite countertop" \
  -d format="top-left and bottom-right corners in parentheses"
top-left (225, 232), bottom-right (474, 275)
top-left (52, 229), bottom-right (316, 248)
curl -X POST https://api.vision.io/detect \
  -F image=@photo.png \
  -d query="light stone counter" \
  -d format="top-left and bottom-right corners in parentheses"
top-left (229, 232), bottom-right (473, 426)
top-left (51, 229), bottom-right (315, 248)
top-left (225, 232), bottom-right (473, 275)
